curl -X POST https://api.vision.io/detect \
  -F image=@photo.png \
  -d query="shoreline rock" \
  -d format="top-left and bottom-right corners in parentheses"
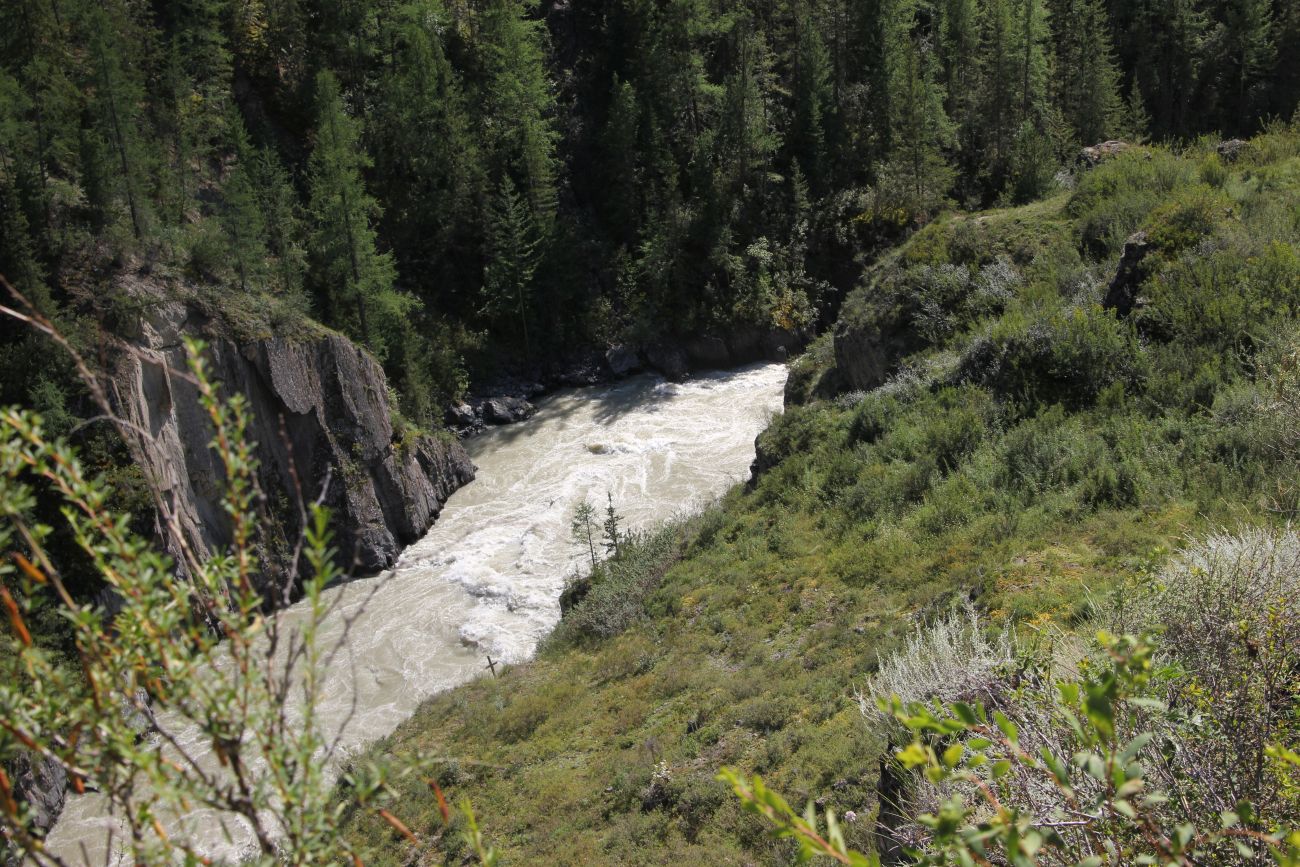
top-left (447, 327), bottom-right (805, 437)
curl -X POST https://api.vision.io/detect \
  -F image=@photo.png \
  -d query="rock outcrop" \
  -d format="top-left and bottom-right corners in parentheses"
top-left (9, 752), bottom-right (66, 838)
top-left (1103, 230), bottom-right (1152, 317)
top-left (110, 294), bottom-right (476, 597)
top-left (1217, 138), bottom-right (1249, 163)
top-left (1078, 140), bottom-right (1131, 169)
top-left (832, 304), bottom-right (926, 393)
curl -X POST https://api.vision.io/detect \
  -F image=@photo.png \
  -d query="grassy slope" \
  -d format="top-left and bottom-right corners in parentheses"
top-left (341, 131), bottom-right (1300, 864)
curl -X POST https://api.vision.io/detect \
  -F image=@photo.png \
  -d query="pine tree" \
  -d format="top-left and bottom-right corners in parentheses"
top-left (976, 0), bottom-right (1018, 187)
top-left (1217, 0), bottom-right (1276, 133)
top-left (474, 0), bottom-right (560, 230)
top-left (306, 70), bottom-right (406, 360)
top-left (221, 117), bottom-right (269, 293)
top-left (1275, 0), bottom-right (1300, 120)
top-left (718, 21), bottom-right (779, 190)
top-left (599, 75), bottom-right (642, 245)
top-left (1051, 0), bottom-right (1123, 144)
top-left (1011, 0), bottom-right (1053, 127)
top-left (82, 1), bottom-right (152, 240)
top-left (371, 0), bottom-right (482, 291)
top-left (884, 18), bottom-right (955, 214)
top-left (855, 0), bottom-right (900, 163)
top-left (1128, 0), bottom-right (1206, 138)
top-left (481, 176), bottom-right (540, 352)
top-left (790, 2), bottom-right (833, 194)
top-left (939, 0), bottom-right (981, 184)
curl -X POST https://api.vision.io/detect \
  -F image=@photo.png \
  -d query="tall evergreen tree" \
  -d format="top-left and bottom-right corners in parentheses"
top-left (939, 0), bottom-right (981, 188)
top-left (1051, 0), bottom-right (1123, 144)
top-left (1215, 0), bottom-right (1276, 132)
top-left (306, 70), bottom-right (408, 360)
top-left (481, 176), bottom-right (540, 351)
top-left (1126, 0), bottom-right (1206, 138)
top-left (81, 1), bottom-right (153, 240)
top-left (1275, 0), bottom-right (1300, 120)
top-left (473, 0), bottom-right (560, 230)
top-left (371, 0), bottom-right (482, 298)
top-left (884, 17), bottom-right (955, 214)
top-left (976, 0), bottom-right (1018, 188)
top-left (221, 117), bottom-right (270, 293)
top-left (789, 2), bottom-right (833, 194)
top-left (599, 75), bottom-right (642, 245)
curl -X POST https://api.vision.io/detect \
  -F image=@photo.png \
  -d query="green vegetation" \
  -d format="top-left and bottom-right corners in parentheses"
top-left (0, 342), bottom-right (424, 864)
top-left (4, 0), bottom-right (1300, 861)
top-left (338, 131), bottom-right (1300, 863)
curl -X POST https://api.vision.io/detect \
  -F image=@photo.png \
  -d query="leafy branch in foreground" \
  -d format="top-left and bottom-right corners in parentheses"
top-left (726, 625), bottom-right (1299, 866)
top-left (718, 768), bottom-right (878, 866)
top-left (0, 335), bottom-right (491, 865)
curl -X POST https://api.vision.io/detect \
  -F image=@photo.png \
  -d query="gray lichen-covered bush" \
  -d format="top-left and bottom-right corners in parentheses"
top-left (860, 529), bottom-right (1300, 865)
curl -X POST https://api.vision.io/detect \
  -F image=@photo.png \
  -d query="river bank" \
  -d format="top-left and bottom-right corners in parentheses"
top-left (44, 363), bottom-right (788, 864)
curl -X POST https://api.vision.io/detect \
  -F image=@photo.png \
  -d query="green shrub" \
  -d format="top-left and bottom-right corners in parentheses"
top-left (1142, 184), bottom-right (1235, 254)
top-left (1070, 148), bottom-right (1195, 255)
top-left (557, 523), bottom-right (683, 641)
top-left (960, 304), bottom-right (1147, 410)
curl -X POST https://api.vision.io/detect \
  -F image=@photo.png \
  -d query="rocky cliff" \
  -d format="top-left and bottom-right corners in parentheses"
top-left (109, 292), bottom-right (475, 602)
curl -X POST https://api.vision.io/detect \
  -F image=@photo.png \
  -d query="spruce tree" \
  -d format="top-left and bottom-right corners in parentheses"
top-left (1217, 0), bottom-right (1276, 133)
top-left (81, 1), bottom-right (152, 240)
top-left (976, 0), bottom-right (1018, 188)
top-left (1128, 0), bottom-right (1206, 138)
top-left (371, 0), bottom-right (482, 293)
top-left (221, 117), bottom-right (270, 293)
top-left (599, 75), bottom-right (642, 245)
top-left (481, 175), bottom-right (540, 352)
top-left (1275, 0), bottom-right (1300, 120)
top-left (884, 17), bottom-right (955, 214)
top-left (790, 2), bottom-right (833, 194)
top-left (474, 0), bottom-right (560, 230)
top-left (306, 70), bottom-right (407, 360)
top-left (939, 0), bottom-right (981, 186)
top-left (1051, 0), bottom-right (1123, 144)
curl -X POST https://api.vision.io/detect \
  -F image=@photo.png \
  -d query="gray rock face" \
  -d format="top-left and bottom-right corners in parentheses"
top-left (1103, 230), bottom-right (1151, 317)
top-left (1217, 138), bottom-right (1249, 163)
top-left (111, 297), bottom-right (476, 593)
top-left (8, 751), bottom-right (65, 837)
top-left (1078, 139), bottom-right (1131, 169)
top-left (644, 342), bottom-right (689, 381)
top-left (605, 344), bottom-right (642, 376)
top-left (683, 336), bottom-right (730, 370)
top-left (833, 308), bottom-right (925, 393)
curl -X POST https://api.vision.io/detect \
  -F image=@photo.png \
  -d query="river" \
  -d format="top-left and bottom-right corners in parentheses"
top-left (44, 361), bottom-right (788, 863)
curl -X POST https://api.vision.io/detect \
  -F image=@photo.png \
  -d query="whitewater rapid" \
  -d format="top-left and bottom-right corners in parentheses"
top-left (45, 361), bottom-right (787, 863)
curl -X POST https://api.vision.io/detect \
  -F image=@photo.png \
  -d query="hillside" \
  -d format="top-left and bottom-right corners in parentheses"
top-left (338, 133), bottom-right (1300, 864)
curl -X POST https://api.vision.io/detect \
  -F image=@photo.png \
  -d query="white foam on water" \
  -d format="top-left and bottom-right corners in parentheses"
top-left (45, 362), bottom-right (787, 864)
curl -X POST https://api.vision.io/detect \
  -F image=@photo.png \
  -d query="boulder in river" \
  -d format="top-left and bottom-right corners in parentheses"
top-left (481, 395), bottom-right (537, 425)
top-left (645, 342), bottom-right (689, 381)
top-left (684, 335), bottom-right (731, 370)
top-left (605, 344), bottom-right (642, 376)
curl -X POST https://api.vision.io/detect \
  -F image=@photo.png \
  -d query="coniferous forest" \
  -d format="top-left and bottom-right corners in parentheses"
top-left (2, 0), bottom-right (1298, 424)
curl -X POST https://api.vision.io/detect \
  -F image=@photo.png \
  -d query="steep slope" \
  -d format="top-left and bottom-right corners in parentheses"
top-left (338, 133), bottom-right (1300, 864)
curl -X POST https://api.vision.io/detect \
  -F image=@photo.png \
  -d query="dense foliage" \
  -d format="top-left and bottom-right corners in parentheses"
top-left (3, 0), bottom-right (1300, 425)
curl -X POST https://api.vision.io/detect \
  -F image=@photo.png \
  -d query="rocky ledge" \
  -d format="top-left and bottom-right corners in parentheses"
top-left (111, 292), bottom-right (475, 602)
top-left (447, 326), bottom-right (804, 436)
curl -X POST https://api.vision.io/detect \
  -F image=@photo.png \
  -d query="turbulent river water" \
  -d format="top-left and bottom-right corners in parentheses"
top-left (45, 361), bottom-right (788, 864)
